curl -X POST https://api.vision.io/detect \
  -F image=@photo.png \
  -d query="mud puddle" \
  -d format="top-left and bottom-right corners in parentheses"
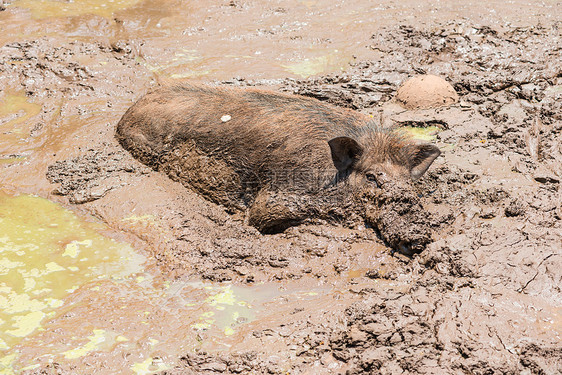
top-left (1, 189), bottom-right (362, 374)
top-left (0, 189), bottom-right (145, 371)
top-left (2, 0), bottom-right (368, 81)
top-left (0, 189), bottom-right (352, 374)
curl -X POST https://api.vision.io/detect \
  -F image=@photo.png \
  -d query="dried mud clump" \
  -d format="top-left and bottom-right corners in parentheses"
top-left (329, 289), bottom-right (562, 375)
top-left (396, 74), bottom-right (459, 109)
top-left (164, 351), bottom-right (265, 374)
top-left (330, 296), bottom-right (439, 374)
top-left (46, 146), bottom-right (149, 204)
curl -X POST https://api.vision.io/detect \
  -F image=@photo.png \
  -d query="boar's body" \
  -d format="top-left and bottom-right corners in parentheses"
top-left (117, 84), bottom-right (367, 210)
top-left (117, 84), bottom-right (366, 190)
top-left (116, 83), bottom-right (440, 252)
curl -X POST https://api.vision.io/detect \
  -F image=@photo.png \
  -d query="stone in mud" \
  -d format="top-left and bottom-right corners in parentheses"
top-left (396, 74), bottom-right (459, 110)
top-left (116, 83), bottom-right (441, 254)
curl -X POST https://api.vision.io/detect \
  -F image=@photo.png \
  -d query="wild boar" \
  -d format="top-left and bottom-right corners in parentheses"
top-left (116, 83), bottom-right (440, 254)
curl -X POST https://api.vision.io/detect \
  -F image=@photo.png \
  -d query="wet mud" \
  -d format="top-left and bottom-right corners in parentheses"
top-left (1, 0), bottom-right (561, 374)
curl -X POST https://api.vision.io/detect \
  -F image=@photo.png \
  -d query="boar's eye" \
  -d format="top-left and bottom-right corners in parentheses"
top-left (365, 173), bottom-right (379, 187)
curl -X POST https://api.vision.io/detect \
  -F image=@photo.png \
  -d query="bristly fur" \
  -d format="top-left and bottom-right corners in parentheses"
top-left (344, 119), bottom-right (415, 167)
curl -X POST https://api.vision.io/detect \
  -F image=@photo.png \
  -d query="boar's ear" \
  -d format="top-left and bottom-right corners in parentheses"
top-left (328, 137), bottom-right (363, 172)
top-left (407, 144), bottom-right (441, 180)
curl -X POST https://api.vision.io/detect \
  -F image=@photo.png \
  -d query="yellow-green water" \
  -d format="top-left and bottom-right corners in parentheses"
top-left (0, 191), bottom-right (145, 353)
top-left (0, 192), bottom-right (329, 373)
top-left (402, 125), bottom-right (442, 141)
top-left (179, 282), bottom-right (291, 337)
top-left (0, 93), bottom-right (41, 128)
top-left (0, 92), bottom-right (42, 155)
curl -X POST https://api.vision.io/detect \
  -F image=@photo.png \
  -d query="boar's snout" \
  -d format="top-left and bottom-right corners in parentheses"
top-left (362, 181), bottom-right (433, 255)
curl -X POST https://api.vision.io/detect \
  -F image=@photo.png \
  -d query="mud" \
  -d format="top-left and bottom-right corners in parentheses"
top-left (1, 0), bottom-right (561, 374)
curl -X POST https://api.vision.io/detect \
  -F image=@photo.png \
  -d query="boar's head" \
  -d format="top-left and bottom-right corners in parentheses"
top-left (329, 128), bottom-right (440, 255)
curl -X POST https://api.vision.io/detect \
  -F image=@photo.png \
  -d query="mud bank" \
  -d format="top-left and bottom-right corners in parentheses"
top-left (0, 0), bottom-right (560, 374)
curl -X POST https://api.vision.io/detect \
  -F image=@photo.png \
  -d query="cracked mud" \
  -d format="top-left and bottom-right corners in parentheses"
top-left (0, 0), bottom-right (560, 374)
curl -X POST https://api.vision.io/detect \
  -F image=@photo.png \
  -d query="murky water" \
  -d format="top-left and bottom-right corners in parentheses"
top-left (13, 0), bottom-right (143, 19)
top-left (0, 192), bottom-right (333, 374)
top-left (0, 191), bottom-right (142, 371)
top-left (402, 125), bottom-right (442, 141)
top-left (0, 92), bottom-right (41, 159)
top-left (3, 0), bottom-right (379, 80)
top-left (0, 191), bottom-right (145, 349)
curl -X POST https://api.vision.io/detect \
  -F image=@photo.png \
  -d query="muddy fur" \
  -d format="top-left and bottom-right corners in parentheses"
top-left (116, 83), bottom-right (440, 252)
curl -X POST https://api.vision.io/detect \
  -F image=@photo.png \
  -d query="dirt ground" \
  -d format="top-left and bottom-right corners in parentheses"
top-left (1, 0), bottom-right (561, 374)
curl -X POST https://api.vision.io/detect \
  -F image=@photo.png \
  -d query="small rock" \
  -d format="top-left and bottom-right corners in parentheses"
top-left (365, 269), bottom-right (395, 279)
top-left (199, 362), bottom-right (227, 372)
top-left (389, 332), bottom-right (402, 345)
top-left (362, 322), bottom-right (392, 336)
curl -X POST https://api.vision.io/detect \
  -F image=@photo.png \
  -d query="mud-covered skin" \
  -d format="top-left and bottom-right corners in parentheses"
top-left (363, 186), bottom-right (432, 255)
top-left (116, 84), bottom-right (440, 251)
